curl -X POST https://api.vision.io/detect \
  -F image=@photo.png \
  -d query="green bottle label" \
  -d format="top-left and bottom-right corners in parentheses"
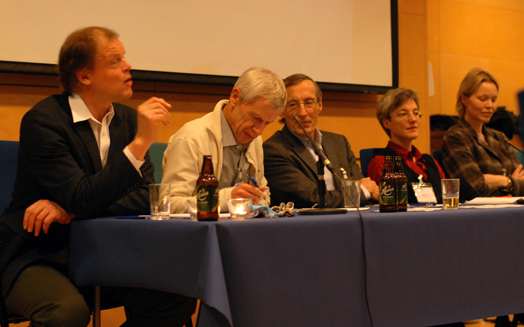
top-left (379, 181), bottom-right (396, 206)
top-left (197, 185), bottom-right (219, 213)
top-left (397, 180), bottom-right (408, 205)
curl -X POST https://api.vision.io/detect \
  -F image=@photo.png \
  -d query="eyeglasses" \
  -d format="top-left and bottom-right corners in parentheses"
top-left (391, 110), bottom-right (422, 120)
top-left (286, 99), bottom-right (319, 112)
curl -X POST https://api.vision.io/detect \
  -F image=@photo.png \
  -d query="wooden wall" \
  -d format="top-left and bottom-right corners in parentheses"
top-left (427, 0), bottom-right (524, 117)
top-left (0, 74), bottom-right (389, 156)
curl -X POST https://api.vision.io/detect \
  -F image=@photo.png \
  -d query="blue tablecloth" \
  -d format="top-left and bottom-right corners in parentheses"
top-left (215, 214), bottom-right (368, 327)
top-left (68, 205), bottom-right (524, 327)
top-left (68, 218), bottom-right (232, 327)
top-left (68, 213), bottom-right (369, 327)
top-left (363, 206), bottom-right (524, 326)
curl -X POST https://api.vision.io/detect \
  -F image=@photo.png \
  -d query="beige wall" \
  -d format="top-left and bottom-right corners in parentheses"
top-left (427, 0), bottom-right (524, 117)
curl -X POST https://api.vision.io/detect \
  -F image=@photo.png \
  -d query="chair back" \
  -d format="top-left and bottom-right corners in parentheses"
top-left (0, 141), bottom-right (19, 215)
top-left (359, 148), bottom-right (382, 177)
top-left (433, 149), bottom-right (443, 168)
top-left (432, 149), bottom-right (448, 178)
top-left (0, 141), bottom-right (23, 326)
top-left (515, 150), bottom-right (524, 165)
top-left (149, 142), bottom-right (168, 183)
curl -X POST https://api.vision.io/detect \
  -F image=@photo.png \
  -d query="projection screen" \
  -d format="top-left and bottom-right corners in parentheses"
top-left (0, 0), bottom-right (398, 93)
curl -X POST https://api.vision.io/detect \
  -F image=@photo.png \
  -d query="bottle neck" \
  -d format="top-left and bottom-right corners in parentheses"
top-left (201, 156), bottom-right (214, 175)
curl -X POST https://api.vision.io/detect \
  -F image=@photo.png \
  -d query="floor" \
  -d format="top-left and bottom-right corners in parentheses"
top-left (464, 318), bottom-right (497, 326)
top-left (9, 307), bottom-right (125, 327)
top-left (10, 305), bottom-right (199, 327)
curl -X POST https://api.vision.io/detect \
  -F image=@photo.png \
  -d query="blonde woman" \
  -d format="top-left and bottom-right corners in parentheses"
top-left (441, 68), bottom-right (524, 200)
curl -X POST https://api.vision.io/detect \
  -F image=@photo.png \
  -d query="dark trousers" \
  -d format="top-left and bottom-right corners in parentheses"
top-left (5, 264), bottom-right (196, 327)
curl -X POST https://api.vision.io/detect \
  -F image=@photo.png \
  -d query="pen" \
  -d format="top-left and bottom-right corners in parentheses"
top-left (248, 174), bottom-right (266, 201)
top-left (248, 174), bottom-right (260, 188)
top-left (117, 216), bottom-right (150, 219)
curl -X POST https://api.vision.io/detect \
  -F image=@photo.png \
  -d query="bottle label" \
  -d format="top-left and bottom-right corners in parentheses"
top-left (197, 185), bottom-right (219, 213)
top-left (379, 181), bottom-right (396, 206)
top-left (397, 180), bottom-right (408, 205)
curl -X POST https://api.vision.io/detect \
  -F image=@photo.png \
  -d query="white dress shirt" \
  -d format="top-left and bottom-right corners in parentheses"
top-left (69, 93), bottom-right (143, 172)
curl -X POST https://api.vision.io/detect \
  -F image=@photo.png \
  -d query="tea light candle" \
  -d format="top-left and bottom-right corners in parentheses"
top-left (234, 205), bottom-right (247, 215)
top-left (228, 198), bottom-right (252, 220)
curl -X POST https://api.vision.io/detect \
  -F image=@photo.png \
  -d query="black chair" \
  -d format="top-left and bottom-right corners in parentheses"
top-left (0, 264), bottom-right (9, 327)
top-left (359, 148), bottom-right (382, 177)
top-left (0, 140), bottom-right (28, 327)
top-left (0, 140), bottom-right (19, 215)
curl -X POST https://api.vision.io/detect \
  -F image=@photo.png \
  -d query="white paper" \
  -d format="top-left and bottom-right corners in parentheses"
top-left (465, 197), bottom-right (524, 205)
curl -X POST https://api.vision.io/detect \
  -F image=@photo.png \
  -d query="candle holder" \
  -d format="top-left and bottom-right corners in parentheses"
top-left (227, 198), bottom-right (252, 220)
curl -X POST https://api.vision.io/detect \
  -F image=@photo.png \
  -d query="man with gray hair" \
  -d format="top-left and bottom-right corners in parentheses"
top-left (263, 73), bottom-right (379, 208)
top-left (162, 67), bottom-right (287, 212)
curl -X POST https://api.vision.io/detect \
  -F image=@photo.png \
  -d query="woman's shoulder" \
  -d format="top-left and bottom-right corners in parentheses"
top-left (443, 120), bottom-right (474, 142)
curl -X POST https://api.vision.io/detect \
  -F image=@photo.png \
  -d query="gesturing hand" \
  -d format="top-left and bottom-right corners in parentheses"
top-left (129, 97), bottom-right (172, 160)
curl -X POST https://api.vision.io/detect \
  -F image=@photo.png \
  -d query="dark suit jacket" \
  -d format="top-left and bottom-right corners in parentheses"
top-left (1, 92), bottom-right (154, 296)
top-left (263, 125), bottom-right (365, 208)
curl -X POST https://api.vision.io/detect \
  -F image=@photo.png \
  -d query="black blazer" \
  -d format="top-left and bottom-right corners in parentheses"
top-left (263, 125), bottom-right (365, 208)
top-left (1, 92), bottom-right (154, 296)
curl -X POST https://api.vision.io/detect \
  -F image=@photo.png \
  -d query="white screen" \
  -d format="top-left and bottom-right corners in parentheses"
top-left (0, 0), bottom-right (394, 88)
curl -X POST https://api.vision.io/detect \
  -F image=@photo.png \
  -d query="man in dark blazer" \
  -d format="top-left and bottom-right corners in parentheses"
top-left (0, 27), bottom-right (195, 326)
top-left (263, 74), bottom-right (379, 208)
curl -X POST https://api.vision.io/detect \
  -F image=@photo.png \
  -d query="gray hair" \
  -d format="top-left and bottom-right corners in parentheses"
top-left (233, 67), bottom-right (287, 112)
top-left (456, 68), bottom-right (499, 119)
top-left (377, 88), bottom-right (420, 137)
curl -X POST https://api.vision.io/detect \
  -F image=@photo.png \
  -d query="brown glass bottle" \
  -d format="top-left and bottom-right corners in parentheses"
top-left (379, 156), bottom-right (397, 212)
top-left (394, 156), bottom-right (408, 211)
top-left (196, 155), bottom-right (219, 221)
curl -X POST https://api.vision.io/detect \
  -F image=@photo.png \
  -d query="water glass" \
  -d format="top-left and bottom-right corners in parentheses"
top-left (343, 179), bottom-right (361, 208)
top-left (441, 179), bottom-right (460, 209)
top-left (149, 183), bottom-right (171, 220)
top-left (187, 197), bottom-right (198, 221)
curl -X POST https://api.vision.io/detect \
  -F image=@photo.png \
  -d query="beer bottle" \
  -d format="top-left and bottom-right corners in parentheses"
top-left (379, 156), bottom-right (397, 212)
top-left (196, 155), bottom-right (219, 221)
top-left (394, 156), bottom-right (408, 212)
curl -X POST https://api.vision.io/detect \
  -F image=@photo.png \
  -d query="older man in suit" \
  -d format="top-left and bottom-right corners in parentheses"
top-left (263, 74), bottom-right (379, 208)
top-left (0, 26), bottom-right (195, 327)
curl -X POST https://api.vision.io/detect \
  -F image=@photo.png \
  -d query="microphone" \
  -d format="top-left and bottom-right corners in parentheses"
top-left (292, 114), bottom-right (335, 173)
top-left (291, 113), bottom-right (346, 215)
top-left (504, 137), bottom-right (524, 155)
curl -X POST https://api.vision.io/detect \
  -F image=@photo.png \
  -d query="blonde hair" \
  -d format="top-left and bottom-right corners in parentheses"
top-left (456, 68), bottom-right (499, 118)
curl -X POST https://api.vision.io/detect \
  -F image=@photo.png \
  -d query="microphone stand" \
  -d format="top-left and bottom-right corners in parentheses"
top-left (316, 160), bottom-right (327, 209)
top-left (291, 114), bottom-right (346, 215)
top-left (505, 138), bottom-right (524, 156)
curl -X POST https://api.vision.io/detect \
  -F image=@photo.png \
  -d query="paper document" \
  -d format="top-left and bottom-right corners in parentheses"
top-left (465, 197), bottom-right (524, 205)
